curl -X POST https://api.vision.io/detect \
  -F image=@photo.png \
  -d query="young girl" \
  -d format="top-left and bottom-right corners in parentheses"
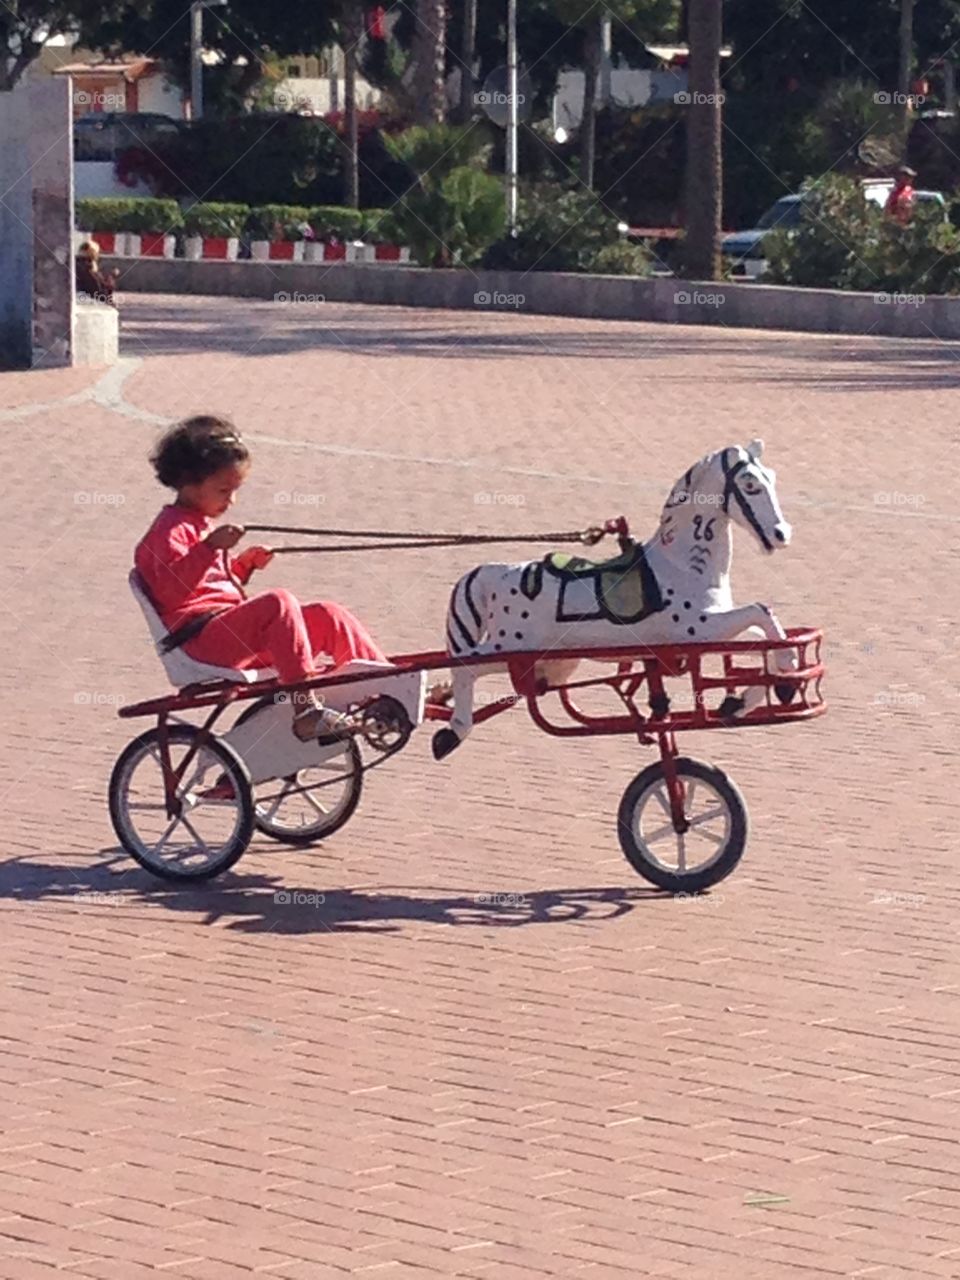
top-left (135, 415), bottom-right (387, 743)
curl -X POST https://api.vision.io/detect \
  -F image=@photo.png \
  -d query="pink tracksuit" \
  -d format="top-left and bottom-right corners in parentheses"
top-left (135, 504), bottom-right (385, 682)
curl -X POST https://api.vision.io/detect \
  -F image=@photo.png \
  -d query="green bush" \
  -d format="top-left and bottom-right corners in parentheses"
top-left (75, 197), bottom-right (183, 233)
top-left (360, 207), bottom-right (401, 243)
top-left (481, 183), bottom-right (625, 273)
top-left (587, 241), bottom-right (652, 276)
top-left (182, 202), bottom-right (249, 238)
top-left (247, 204), bottom-right (313, 241)
top-left (308, 205), bottom-right (365, 241)
top-left (765, 174), bottom-right (960, 294)
top-left (384, 125), bottom-right (503, 266)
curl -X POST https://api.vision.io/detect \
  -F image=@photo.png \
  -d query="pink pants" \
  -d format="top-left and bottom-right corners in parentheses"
top-left (184, 588), bottom-right (387, 684)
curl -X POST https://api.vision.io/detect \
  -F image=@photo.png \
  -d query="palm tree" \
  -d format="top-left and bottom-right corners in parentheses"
top-left (459, 0), bottom-right (479, 122)
top-left (409, 0), bottom-right (448, 123)
top-left (898, 0), bottom-right (915, 129)
top-left (683, 0), bottom-right (722, 279)
top-left (341, 0), bottom-right (364, 208)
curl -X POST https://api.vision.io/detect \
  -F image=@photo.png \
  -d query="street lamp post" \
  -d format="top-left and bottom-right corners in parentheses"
top-left (190, 0), bottom-right (228, 121)
top-left (506, 0), bottom-right (518, 235)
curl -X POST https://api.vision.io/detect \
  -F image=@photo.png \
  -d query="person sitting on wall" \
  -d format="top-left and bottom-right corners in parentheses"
top-left (75, 240), bottom-right (119, 307)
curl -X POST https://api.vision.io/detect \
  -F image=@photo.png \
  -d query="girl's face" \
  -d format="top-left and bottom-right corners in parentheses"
top-left (179, 462), bottom-right (249, 518)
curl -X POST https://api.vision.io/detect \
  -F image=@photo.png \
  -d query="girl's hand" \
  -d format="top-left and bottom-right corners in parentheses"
top-left (236, 545), bottom-right (274, 573)
top-left (207, 524), bottom-right (245, 550)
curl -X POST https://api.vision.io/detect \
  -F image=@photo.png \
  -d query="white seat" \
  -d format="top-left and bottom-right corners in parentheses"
top-left (129, 569), bottom-right (276, 689)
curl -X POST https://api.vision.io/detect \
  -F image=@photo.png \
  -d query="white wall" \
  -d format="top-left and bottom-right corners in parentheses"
top-left (273, 76), bottom-right (381, 115)
top-left (0, 84), bottom-right (34, 366)
top-left (138, 74), bottom-right (187, 119)
top-left (74, 160), bottom-right (153, 199)
top-left (553, 67), bottom-right (688, 130)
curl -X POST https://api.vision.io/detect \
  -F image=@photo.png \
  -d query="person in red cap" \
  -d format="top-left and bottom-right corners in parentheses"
top-left (885, 166), bottom-right (917, 225)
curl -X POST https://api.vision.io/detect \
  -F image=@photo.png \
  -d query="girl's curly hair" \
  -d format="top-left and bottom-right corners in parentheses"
top-left (150, 415), bottom-right (250, 489)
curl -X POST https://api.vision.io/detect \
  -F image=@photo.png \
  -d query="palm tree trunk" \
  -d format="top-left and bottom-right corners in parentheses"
top-left (580, 16), bottom-right (602, 189)
top-left (683, 0), bottom-right (723, 280)
top-left (458, 0), bottom-right (478, 122)
top-left (343, 3), bottom-right (362, 208)
top-left (898, 0), bottom-right (915, 130)
top-left (412, 0), bottom-right (448, 124)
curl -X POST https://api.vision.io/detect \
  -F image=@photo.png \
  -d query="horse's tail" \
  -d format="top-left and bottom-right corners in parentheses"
top-left (446, 566), bottom-right (489, 656)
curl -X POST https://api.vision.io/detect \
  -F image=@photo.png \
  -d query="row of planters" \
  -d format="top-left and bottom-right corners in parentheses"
top-left (75, 199), bottom-right (411, 263)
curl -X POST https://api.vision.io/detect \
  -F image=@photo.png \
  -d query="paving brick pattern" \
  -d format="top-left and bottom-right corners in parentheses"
top-left (0, 295), bottom-right (957, 1278)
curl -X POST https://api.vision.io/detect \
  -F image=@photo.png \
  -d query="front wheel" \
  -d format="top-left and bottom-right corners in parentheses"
top-left (617, 756), bottom-right (748, 893)
top-left (109, 725), bottom-right (254, 882)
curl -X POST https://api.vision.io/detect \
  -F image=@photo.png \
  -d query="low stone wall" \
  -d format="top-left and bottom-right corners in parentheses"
top-left (105, 256), bottom-right (960, 341)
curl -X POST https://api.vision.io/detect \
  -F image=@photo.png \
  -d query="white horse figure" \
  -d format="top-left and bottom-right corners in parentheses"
top-left (433, 440), bottom-right (796, 760)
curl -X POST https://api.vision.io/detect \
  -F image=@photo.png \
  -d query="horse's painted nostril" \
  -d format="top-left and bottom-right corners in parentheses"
top-left (774, 528), bottom-right (786, 543)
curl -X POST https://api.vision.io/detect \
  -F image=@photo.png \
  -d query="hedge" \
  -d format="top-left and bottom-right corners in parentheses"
top-left (75, 197), bottom-right (183, 233)
top-left (309, 205), bottom-right (365, 241)
top-left (182, 202), bottom-right (250, 238)
top-left (246, 204), bottom-right (313, 241)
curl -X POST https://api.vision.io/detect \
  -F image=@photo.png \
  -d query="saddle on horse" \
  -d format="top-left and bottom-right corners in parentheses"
top-left (522, 540), bottom-right (665, 626)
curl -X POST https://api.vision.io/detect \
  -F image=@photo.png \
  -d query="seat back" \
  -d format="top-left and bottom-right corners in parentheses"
top-left (128, 569), bottom-right (274, 688)
top-left (128, 569), bottom-right (170, 653)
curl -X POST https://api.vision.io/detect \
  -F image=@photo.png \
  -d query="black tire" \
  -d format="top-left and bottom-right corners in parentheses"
top-left (109, 725), bottom-right (254, 882)
top-left (234, 698), bottom-right (363, 846)
top-left (617, 756), bottom-right (748, 893)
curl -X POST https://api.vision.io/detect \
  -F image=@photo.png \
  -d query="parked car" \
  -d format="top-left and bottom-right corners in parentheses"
top-left (73, 112), bottom-right (183, 162)
top-left (721, 185), bottom-right (948, 281)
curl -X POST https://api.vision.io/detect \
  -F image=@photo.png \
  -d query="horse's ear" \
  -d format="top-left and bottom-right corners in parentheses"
top-left (746, 439), bottom-right (764, 461)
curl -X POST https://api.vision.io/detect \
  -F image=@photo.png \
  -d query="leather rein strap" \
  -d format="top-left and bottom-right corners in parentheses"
top-left (244, 517), bottom-right (632, 555)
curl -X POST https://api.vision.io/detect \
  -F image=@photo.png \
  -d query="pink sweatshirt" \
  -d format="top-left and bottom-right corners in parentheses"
top-left (135, 504), bottom-right (251, 631)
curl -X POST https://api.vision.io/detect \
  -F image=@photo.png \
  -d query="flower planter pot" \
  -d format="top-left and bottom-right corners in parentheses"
top-left (139, 233), bottom-right (176, 258)
top-left (186, 235), bottom-right (240, 260)
top-left (373, 243), bottom-right (401, 262)
top-left (268, 241), bottom-right (304, 261)
top-left (91, 231), bottom-right (118, 255)
top-left (303, 241), bottom-right (326, 263)
top-left (348, 242), bottom-right (375, 264)
top-left (122, 234), bottom-right (141, 257)
top-left (251, 240), bottom-right (271, 261)
top-left (322, 242), bottom-right (346, 262)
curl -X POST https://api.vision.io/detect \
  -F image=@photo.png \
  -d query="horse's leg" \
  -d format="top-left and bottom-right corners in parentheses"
top-left (696, 603), bottom-right (795, 715)
top-left (432, 646), bottom-right (507, 759)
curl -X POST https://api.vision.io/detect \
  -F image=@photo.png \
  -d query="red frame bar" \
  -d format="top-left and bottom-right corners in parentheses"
top-left (120, 627), bottom-right (826, 741)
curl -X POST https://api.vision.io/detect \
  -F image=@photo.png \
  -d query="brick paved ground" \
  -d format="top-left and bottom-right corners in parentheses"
top-left (0, 294), bottom-right (957, 1279)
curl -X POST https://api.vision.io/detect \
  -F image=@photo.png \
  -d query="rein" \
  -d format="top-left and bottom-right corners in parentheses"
top-left (245, 517), bottom-right (632, 555)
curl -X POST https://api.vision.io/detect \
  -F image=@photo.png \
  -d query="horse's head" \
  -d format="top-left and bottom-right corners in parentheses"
top-left (661, 441), bottom-right (791, 556)
top-left (716, 441), bottom-right (791, 553)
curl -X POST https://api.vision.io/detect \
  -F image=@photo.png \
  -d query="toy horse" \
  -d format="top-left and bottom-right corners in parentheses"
top-left (434, 440), bottom-right (796, 759)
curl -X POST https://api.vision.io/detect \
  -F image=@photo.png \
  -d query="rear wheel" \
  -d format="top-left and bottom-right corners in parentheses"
top-left (234, 699), bottom-right (363, 846)
top-left (617, 756), bottom-right (747, 893)
top-left (109, 726), bottom-right (254, 881)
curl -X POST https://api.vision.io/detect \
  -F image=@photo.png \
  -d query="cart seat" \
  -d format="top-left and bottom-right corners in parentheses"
top-left (129, 570), bottom-right (276, 689)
